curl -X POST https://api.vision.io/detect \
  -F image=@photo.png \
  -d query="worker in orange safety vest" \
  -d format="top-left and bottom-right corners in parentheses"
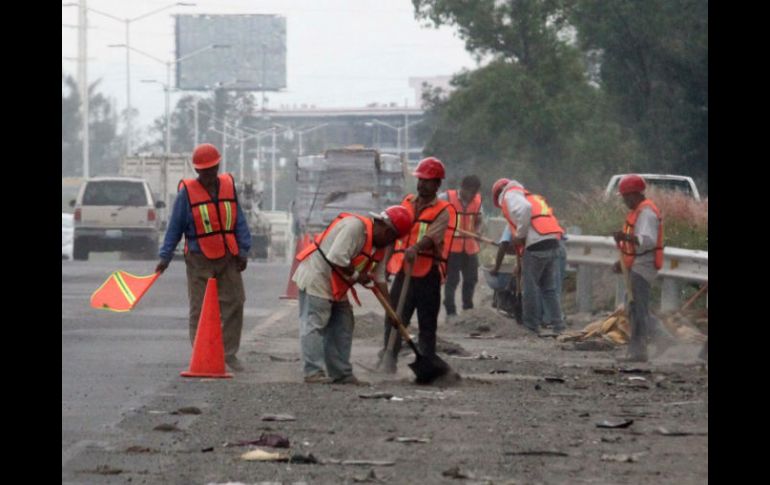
top-left (292, 206), bottom-right (412, 384)
top-left (377, 157), bottom-right (457, 373)
top-left (439, 175), bottom-right (484, 322)
top-left (612, 174), bottom-right (675, 362)
top-left (155, 143), bottom-right (252, 372)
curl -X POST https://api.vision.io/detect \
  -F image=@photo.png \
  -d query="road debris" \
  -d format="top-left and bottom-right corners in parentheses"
top-left (269, 355), bottom-right (300, 362)
top-left (654, 427), bottom-right (708, 437)
top-left (601, 452), bottom-right (647, 463)
top-left (171, 406), bottom-right (202, 415)
top-left (543, 376), bottom-right (566, 383)
top-left (442, 466), bottom-right (475, 479)
top-left (78, 465), bottom-right (123, 475)
top-left (260, 413), bottom-right (296, 422)
top-left (224, 433), bottom-right (290, 448)
top-left (153, 423), bottom-right (182, 432)
top-left (240, 449), bottom-right (290, 462)
top-left (596, 419), bottom-right (634, 429)
top-left (359, 392), bottom-right (395, 400)
top-left (387, 436), bottom-right (431, 444)
top-left (325, 459), bottom-right (396, 466)
top-left (290, 453), bottom-right (320, 464)
top-left (125, 446), bottom-right (156, 453)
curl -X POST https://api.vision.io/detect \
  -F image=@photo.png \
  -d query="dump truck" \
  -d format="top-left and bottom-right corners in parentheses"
top-left (121, 153), bottom-right (271, 258)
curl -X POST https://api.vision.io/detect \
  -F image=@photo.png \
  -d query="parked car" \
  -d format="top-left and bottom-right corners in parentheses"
top-left (70, 177), bottom-right (165, 261)
top-left (605, 174), bottom-right (701, 201)
top-left (62, 212), bottom-right (74, 260)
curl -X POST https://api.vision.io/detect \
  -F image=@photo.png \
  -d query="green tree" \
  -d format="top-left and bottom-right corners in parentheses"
top-left (570, 0), bottom-right (708, 188)
top-left (61, 73), bottom-right (123, 176)
top-left (413, 0), bottom-right (637, 207)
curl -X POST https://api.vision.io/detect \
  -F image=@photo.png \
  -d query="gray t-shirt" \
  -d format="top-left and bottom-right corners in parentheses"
top-left (630, 206), bottom-right (660, 284)
top-left (292, 217), bottom-right (367, 300)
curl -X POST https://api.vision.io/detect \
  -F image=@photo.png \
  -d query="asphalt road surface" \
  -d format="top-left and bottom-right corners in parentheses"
top-left (62, 258), bottom-right (290, 472)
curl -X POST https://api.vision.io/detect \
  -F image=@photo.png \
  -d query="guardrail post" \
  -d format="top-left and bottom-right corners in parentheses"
top-left (576, 265), bottom-right (593, 313)
top-left (660, 278), bottom-right (681, 313)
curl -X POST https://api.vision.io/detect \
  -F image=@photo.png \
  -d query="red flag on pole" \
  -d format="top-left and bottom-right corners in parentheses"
top-left (90, 271), bottom-right (160, 312)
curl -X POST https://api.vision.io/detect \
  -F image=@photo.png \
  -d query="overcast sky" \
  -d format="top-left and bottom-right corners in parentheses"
top-left (62, 0), bottom-right (479, 128)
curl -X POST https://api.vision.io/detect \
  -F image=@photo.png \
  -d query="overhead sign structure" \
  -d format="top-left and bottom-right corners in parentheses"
top-left (175, 14), bottom-right (287, 91)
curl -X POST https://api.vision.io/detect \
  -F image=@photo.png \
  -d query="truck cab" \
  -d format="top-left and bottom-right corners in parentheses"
top-left (605, 174), bottom-right (701, 201)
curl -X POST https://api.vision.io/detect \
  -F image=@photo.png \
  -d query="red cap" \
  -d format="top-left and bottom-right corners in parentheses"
top-left (192, 143), bottom-right (222, 170)
top-left (413, 157), bottom-right (446, 180)
top-left (382, 205), bottom-right (413, 238)
top-left (618, 174), bottom-right (646, 195)
top-left (492, 178), bottom-right (511, 208)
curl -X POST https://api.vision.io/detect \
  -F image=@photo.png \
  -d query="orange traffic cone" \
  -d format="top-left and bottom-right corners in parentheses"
top-left (279, 233), bottom-right (311, 300)
top-left (181, 278), bottom-right (233, 378)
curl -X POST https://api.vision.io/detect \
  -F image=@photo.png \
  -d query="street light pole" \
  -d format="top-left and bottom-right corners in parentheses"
top-left (271, 127), bottom-right (277, 211)
top-left (79, 0), bottom-right (89, 178)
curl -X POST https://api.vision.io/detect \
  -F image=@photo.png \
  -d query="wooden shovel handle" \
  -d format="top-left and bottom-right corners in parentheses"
top-left (456, 228), bottom-right (500, 247)
top-left (371, 284), bottom-right (416, 346)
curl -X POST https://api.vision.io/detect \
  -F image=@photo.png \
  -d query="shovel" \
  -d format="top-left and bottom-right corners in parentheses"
top-left (377, 263), bottom-right (413, 371)
top-left (370, 284), bottom-right (452, 384)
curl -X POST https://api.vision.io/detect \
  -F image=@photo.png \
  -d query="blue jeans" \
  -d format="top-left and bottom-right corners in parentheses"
top-left (298, 290), bottom-right (355, 380)
top-left (540, 240), bottom-right (566, 325)
top-left (627, 272), bottom-right (676, 358)
top-left (522, 247), bottom-right (564, 332)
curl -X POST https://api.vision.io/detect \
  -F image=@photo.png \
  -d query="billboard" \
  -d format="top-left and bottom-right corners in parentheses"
top-left (175, 14), bottom-right (286, 91)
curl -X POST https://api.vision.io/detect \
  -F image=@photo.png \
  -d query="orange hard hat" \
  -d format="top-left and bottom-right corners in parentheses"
top-left (413, 157), bottom-right (446, 180)
top-left (382, 205), bottom-right (413, 238)
top-left (492, 178), bottom-right (511, 208)
top-left (618, 174), bottom-right (646, 195)
top-left (192, 143), bottom-right (222, 170)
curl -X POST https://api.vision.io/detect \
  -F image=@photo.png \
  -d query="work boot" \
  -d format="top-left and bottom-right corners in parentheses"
top-left (445, 313), bottom-right (458, 325)
top-left (304, 372), bottom-right (331, 384)
top-left (225, 355), bottom-right (245, 372)
top-left (332, 375), bottom-right (370, 386)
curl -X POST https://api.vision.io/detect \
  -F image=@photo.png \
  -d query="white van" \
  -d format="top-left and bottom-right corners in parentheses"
top-left (70, 177), bottom-right (165, 260)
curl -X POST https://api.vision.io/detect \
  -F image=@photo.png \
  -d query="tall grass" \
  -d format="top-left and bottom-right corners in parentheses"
top-left (559, 188), bottom-right (708, 250)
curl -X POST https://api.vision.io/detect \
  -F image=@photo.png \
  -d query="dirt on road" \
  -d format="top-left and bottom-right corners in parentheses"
top-left (63, 287), bottom-right (707, 484)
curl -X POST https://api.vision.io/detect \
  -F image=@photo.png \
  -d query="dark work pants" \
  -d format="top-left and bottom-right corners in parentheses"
top-left (443, 252), bottom-right (479, 315)
top-left (382, 265), bottom-right (441, 359)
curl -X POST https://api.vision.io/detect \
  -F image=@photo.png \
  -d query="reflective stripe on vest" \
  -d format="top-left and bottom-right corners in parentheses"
top-left (620, 199), bottom-right (664, 270)
top-left (447, 189), bottom-right (482, 254)
top-left (386, 194), bottom-right (457, 278)
top-left (500, 186), bottom-right (564, 241)
top-left (296, 213), bottom-right (384, 302)
top-left (179, 174), bottom-right (240, 260)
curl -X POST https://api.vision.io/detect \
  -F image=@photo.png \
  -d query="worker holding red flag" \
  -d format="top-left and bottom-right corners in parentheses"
top-left (155, 143), bottom-right (252, 372)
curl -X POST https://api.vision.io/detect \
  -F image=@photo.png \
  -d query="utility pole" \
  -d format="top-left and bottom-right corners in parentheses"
top-left (78, 0), bottom-right (89, 178)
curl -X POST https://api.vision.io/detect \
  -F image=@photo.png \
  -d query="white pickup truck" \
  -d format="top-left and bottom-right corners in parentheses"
top-left (605, 174), bottom-right (701, 201)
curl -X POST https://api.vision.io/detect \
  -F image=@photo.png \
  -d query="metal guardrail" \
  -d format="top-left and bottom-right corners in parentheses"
top-left (564, 235), bottom-right (708, 313)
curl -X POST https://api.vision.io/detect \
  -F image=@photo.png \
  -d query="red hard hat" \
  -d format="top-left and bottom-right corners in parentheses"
top-left (413, 157), bottom-right (445, 180)
top-left (192, 143), bottom-right (222, 170)
top-left (383, 205), bottom-right (413, 238)
top-left (618, 174), bottom-right (646, 195)
top-left (492, 178), bottom-right (511, 208)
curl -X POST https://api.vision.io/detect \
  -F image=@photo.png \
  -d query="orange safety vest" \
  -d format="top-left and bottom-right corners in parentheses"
top-left (179, 174), bottom-right (240, 260)
top-left (296, 213), bottom-right (385, 303)
top-left (620, 199), bottom-right (664, 270)
top-left (447, 190), bottom-right (482, 255)
top-left (386, 195), bottom-right (457, 279)
top-left (500, 186), bottom-right (564, 247)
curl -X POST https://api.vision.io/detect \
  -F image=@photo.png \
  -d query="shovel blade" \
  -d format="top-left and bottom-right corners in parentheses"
top-left (408, 353), bottom-right (452, 384)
